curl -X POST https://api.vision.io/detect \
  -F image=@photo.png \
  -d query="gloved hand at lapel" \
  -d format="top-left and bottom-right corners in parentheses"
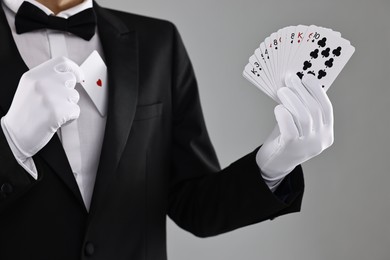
top-left (1, 56), bottom-right (84, 160)
top-left (256, 74), bottom-right (334, 190)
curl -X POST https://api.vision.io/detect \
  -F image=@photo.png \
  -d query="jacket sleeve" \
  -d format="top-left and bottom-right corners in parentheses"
top-left (0, 122), bottom-right (36, 213)
top-left (167, 24), bottom-right (305, 238)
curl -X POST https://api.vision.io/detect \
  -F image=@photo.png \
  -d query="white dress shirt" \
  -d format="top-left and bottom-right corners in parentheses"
top-left (1, 0), bottom-right (107, 210)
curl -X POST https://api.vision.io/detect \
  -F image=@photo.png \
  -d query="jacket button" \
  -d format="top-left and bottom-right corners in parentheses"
top-left (84, 242), bottom-right (95, 256)
top-left (1, 183), bottom-right (13, 194)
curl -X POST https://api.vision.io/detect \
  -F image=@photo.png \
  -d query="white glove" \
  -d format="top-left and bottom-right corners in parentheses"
top-left (256, 74), bottom-right (334, 183)
top-left (1, 56), bottom-right (84, 160)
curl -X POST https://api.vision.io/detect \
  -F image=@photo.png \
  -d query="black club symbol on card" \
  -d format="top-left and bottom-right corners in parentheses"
top-left (332, 47), bottom-right (342, 57)
top-left (321, 48), bottom-right (330, 58)
top-left (318, 69), bottom-right (327, 79)
top-left (310, 49), bottom-right (319, 59)
top-left (325, 58), bottom-right (334, 68)
top-left (318, 37), bottom-right (327, 48)
top-left (296, 72), bottom-right (304, 79)
top-left (303, 60), bottom-right (312, 70)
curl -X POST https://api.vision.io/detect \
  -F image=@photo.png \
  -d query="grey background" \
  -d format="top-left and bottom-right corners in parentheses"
top-left (98, 0), bottom-right (390, 259)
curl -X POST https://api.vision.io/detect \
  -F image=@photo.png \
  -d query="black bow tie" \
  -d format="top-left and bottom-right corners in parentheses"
top-left (15, 1), bottom-right (97, 41)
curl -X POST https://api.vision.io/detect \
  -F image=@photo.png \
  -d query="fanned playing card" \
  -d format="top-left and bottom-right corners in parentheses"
top-left (243, 25), bottom-right (355, 103)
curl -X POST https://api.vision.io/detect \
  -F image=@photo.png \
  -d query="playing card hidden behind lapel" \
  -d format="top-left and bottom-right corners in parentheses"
top-left (243, 25), bottom-right (355, 103)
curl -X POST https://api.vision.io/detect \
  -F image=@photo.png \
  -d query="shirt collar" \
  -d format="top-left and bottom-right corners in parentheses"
top-left (3, 0), bottom-right (93, 18)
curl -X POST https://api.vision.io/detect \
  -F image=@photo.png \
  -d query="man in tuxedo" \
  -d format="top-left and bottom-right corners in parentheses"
top-left (0, 0), bottom-right (334, 259)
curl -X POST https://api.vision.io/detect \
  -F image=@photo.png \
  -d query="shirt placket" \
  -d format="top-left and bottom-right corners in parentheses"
top-left (48, 30), bottom-right (85, 203)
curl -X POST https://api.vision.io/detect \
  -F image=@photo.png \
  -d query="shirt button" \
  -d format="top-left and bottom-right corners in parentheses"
top-left (84, 242), bottom-right (95, 256)
top-left (1, 183), bottom-right (13, 194)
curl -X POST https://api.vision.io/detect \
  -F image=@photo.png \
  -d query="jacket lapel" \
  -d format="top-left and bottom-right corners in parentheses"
top-left (0, 5), bottom-right (28, 113)
top-left (0, 5), bottom-right (85, 210)
top-left (88, 3), bottom-right (139, 216)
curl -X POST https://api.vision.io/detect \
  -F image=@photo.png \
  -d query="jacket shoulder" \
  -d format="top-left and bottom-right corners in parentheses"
top-left (98, 7), bottom-right (176, 35)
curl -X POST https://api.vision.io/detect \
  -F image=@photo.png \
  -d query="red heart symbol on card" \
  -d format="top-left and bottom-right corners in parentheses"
top-left (96, 79), bottom-right (102, 87)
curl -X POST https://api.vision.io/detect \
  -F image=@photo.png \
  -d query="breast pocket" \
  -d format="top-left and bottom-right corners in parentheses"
top-left (133, 103), bottom-right (163, 121)
top-left (127, 102), bottom-right (165, 153)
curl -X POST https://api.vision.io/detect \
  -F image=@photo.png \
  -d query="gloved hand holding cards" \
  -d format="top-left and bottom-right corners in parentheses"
top-left (243, 25), bottom-right (355, 102)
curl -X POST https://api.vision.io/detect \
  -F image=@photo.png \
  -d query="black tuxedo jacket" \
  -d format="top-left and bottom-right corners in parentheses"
top-left (0, 2), bottom-right (304, 260)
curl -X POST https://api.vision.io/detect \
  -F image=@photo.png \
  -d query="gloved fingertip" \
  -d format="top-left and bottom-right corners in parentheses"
top-left (274, 104), bottom-right (286, 115)
top-left (302, 73), bottom-right (320, 89)
top-left (75, 68), bottom-right (86, 84)
top-left (55, 60), bottom-right (85, 83)
top-left (274, 104), bottom-right (300, 140)
top-left (290, 73), bottom-right (303, 86)
top-left (54, 63), bottom-right (66, 73)
top-left (276, 86), bottom-right (293, 101)
top-left (274, 104), bottom-right (292, 125)
top-left (276, 87), bottom-right (285, 101)
top-left (283, 72), bottom-right (294, 88)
